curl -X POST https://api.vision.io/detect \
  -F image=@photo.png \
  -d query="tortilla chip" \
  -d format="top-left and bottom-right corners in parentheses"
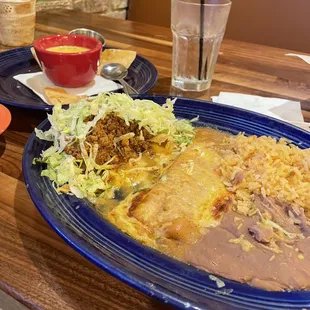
top-left (44, 87), bottom-right (82, 105)
top-left (97, 49), bottom-right (137, 74)
top-left (30, 47), bottom-right (42, 70)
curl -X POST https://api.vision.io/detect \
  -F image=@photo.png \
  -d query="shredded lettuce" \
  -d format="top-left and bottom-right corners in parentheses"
top-left (37, 93), bottom-right (195, 148)
top-left (33, 93), bottom-right (196, 200)
top-left (69, 171), bottom-right (108, 198)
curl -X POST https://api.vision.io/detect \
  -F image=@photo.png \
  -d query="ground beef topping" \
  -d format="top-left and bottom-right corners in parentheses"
top-left (65, 114), bottom-right (154, 165)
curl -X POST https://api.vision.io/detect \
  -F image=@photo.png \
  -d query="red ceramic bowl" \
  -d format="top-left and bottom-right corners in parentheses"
top-left (34, 34), bottom-right (102, 88)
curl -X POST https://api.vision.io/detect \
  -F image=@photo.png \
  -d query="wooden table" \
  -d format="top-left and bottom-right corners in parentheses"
top-left (1, 10), bottom-right (310, 310)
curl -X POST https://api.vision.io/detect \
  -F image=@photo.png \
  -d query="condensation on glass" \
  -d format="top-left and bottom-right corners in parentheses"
top-left (171, 0), bottom-right (231, 91)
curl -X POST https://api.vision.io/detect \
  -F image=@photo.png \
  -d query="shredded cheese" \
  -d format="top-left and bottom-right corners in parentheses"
top-left (229, 234), bottom-right (254, 252)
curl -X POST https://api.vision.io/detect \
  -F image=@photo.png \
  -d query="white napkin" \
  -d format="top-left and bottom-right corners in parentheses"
top-left (285, 53), bottom-right (310, 65)
top-left (14, 72), bottom-right (122, 104)
top-left (211, 92), bottom-right (309, 131)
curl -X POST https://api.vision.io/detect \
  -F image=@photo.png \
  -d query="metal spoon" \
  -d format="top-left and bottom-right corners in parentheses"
top-left (100, 63), bottom-right (138, 95)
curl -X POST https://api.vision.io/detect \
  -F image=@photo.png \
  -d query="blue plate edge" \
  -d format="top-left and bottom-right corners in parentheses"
top-left (22, 95), bottom-right (310, 310)
top-left (0, 46), bottom-right (158, 111)
top-left (22, 131), bottom-right (198, 310)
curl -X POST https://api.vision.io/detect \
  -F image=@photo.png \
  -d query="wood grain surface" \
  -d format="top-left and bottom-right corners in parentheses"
top-left (1, 10), bottom-right (310, 310)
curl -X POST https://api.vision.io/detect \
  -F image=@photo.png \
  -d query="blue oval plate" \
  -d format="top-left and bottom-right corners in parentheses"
top-left (22, 95), bottom-right (310, 310)
top-left (0, 47), bottom-right (158, 111)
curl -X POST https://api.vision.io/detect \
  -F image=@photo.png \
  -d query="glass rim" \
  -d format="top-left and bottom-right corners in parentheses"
top-left (178, 0), bottom-right (232, 7)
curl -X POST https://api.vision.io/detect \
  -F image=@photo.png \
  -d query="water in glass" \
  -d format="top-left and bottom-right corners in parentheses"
top-left (171, 0), bottom-right (231, 91)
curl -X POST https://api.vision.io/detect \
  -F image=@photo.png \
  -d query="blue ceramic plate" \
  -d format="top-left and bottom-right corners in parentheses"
top-left (23, 95), bottom-right (310, 310)
top-left (0, 47), bottom-right (158, 111)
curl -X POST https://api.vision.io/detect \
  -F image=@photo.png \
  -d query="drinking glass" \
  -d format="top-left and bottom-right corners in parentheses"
top-left (171, 0), bottom-right (231, 91)
top-left (0, 0), bottom-right (36, 47)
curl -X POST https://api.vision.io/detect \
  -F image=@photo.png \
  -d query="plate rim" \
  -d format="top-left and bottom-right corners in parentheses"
top-left (22, 95), bottom-right (310, 309)
top-left (0, 46), bottom-right (158, 111)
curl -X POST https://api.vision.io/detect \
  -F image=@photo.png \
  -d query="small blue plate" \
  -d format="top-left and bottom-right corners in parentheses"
top-left (0, 47), bottom-right (158, 111)
top-left (22, 95), bottom-right (310, 310)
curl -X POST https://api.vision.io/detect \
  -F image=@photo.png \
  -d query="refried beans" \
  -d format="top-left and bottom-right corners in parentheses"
top-left (107, 128), bottom-right (310, 291)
